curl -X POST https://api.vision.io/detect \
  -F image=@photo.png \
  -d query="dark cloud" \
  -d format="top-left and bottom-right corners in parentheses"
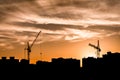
top-left (0, 0), bottom-right (34, 4)
top-left (10, 21), bottom-right (84, 31)
top-left (53, 0), bottom-right (120, 16)
top-left (0, 36), bottom-right (13, 40)
top-left (52, 0), bottom-right (90, 7)
top-left (0, 0), bottom-right (95, 22)
top-left (0, 30), bottom-right (30, 47)
top-left (0, 11), bottom-right (8, 22)
top-left (0, 0), bottom-right (41, 22)
top-left (14, 31), bottom-right (40, 38)
top-left (0, 31), bottom-right (16, 41)
top-left (88, 25), bottom-right (120, 32)
top-left (53, 0), bottom-right (120, 8)
top-left (105, 0), bottom-right (120, 6)
top-left (0, 0), bottom-right (120, 23)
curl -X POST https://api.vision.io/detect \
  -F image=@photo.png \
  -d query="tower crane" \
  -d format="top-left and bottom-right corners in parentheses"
top-left (25, 31), bottom-right (41, 63)
top-left (88, 40), bottom-right (101, 58)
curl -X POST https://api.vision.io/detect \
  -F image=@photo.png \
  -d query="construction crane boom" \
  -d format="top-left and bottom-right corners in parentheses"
top-left (26, 31), bottom-right (41, 63)
top-left (88, 40), bottom-right (101, 58)
top-left (88, 43), bottom-right (101, 52)
top-left (30, 31), bottom-right (41, 48)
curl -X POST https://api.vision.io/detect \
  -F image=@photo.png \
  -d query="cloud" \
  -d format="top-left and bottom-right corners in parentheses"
top-left (105, 0), bottom-right (120, 6)
top-left (0, 22), bottom-right (120, 50)
top-left (63, 28), bottom-right (100, 42)
top-left (0, 0), bottom-right (120, 50)
top-left (0, 34), bottom-right (15, 50)
top-left (88, 25), bottom-right (120, 32)
top-left (0, 0), bottom-right (119, 25)
top-left (10, 21), bottom-right (85, 31)
top-left (0, 0), bottom-right (32, 4)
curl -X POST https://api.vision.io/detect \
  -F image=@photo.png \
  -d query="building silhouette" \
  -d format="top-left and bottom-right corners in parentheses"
top-left (82, 51), bottom-right (120, 80)
top-left (0, 51), bottom-right (120, 80)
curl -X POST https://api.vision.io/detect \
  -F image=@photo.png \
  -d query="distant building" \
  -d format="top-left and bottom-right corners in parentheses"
top-left (52, 57), bottom-right (80, 69)
top-left (82, 51), bottom-right (120, 68)
top-left (20, 59), bottom-right (29, 65)
top-left (0, 56), bottom-right (19, 65)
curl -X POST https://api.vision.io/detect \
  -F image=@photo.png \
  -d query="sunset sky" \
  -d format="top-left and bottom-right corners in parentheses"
top-left (0, 0), bottom-right (120, 65)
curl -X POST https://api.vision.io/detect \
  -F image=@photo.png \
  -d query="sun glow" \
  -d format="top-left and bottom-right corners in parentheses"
top-left (82, 52), bottom-right (97, 59)
top-left (87, 52), bottom-right (97, 58)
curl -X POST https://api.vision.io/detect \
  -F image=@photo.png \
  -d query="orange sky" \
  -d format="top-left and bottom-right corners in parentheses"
top-left (0, 0), bottom-right (120, 66)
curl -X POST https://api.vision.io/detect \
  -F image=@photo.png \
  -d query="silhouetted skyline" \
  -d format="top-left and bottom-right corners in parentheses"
top-left (0, 51), bottom-right (120, 80)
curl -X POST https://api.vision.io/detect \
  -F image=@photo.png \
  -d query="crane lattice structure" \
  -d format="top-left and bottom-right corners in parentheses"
top-left (88, 40), bottom-right (101, 58)
top-left (24, 31), bottom-right (41, 63)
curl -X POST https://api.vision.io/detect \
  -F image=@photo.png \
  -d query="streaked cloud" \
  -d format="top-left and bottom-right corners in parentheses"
top-left (0, 0), bottom-right (120, 50)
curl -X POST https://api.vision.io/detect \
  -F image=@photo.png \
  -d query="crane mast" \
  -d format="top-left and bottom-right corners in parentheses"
top-left (26, 31), bottom-right (41, 63)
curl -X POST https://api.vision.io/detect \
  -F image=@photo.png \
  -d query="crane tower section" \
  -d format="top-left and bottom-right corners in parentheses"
top-left (25, 31), bottom-right (41, 63)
